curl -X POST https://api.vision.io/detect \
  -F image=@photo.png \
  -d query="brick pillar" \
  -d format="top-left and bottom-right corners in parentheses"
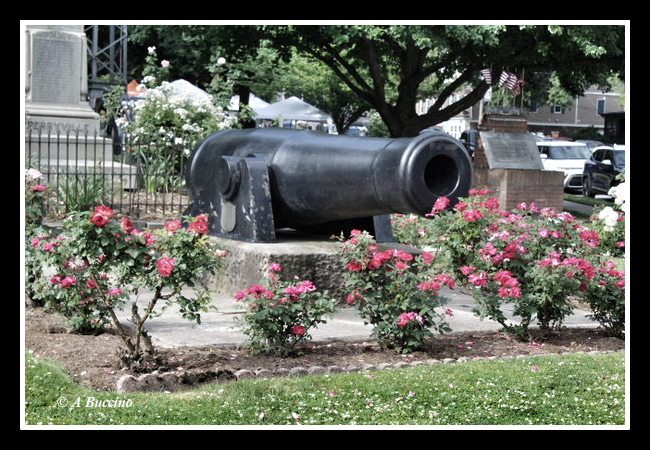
top-left (472, 114), bottom-right (564, 212)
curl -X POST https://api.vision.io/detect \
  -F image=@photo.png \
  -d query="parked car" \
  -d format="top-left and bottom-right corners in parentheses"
top-left (459, 129), bottom-right (477, 158)
top-left (536, 141), bottom-right (592, 191)
top-left (582, 145), bottom-right (626, 197)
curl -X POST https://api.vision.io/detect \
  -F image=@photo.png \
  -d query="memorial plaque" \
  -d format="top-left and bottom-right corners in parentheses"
top-left (31, 30), bottom-right (81, 105)
top-left (480, 132), bottom-right (544, 170)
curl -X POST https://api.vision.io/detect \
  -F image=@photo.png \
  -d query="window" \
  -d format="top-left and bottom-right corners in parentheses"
top-left (597, 98), bottom-right (605, 115)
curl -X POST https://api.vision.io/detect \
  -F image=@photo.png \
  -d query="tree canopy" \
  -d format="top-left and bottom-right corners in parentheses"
top-left (127, 24), bottom-right (626, 137)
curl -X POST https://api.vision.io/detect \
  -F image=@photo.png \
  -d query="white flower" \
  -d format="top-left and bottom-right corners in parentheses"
top-left (25, 168), bottom-right (42, 180)
top-left (598, 206), bottom-right (619, 232)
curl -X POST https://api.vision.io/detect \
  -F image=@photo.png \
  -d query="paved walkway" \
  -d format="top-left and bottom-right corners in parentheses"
top-left (115, 287), bottom-right (600, 349)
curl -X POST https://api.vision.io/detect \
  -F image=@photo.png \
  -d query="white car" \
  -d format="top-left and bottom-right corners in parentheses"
top-left (536, 141), bottom-right (592, 191)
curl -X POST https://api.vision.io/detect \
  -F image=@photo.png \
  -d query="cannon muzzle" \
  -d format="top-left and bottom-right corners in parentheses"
top-left (184, 128), bottom-right (472, 242)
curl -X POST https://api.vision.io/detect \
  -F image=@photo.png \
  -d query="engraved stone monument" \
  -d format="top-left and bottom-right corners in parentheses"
top-left (24, 25), bottom-right (100, 132)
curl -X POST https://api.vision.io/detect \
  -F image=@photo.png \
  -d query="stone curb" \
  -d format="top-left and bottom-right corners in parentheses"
top-left (115, 349), bottom-right (622, 393)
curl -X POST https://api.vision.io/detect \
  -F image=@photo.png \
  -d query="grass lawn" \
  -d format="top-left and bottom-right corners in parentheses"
top-left (23, 350), bottom-right (626, 427)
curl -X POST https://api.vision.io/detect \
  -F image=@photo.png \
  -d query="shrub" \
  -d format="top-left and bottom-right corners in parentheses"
top-left (234, 263), bottom-right (337, 356)
top-left (338, 230), bottom-right (453, 353)
top-left (427, 189), bottom-right (621, 340)
top-left (26, 206), bottom-right (226, 369)
top-left (116, 47), bottom-right (235, 193)
top-left (580, 260), bottom-right (625, 337)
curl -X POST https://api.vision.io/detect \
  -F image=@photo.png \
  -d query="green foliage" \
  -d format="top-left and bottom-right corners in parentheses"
top-left (55, 168), bottom-right (113, 213)
top-left (338, 230), bottom-right (453, 353)
top-left (234, 264), bottom-right (338, 356)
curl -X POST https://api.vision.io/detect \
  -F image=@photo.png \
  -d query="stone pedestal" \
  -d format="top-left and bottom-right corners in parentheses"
top-left (205, 232), bottom-right (419, 304)
top-left (473, 167), bottom-right (564, 212)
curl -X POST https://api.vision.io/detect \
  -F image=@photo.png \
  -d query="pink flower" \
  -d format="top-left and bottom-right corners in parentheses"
top-left (463, 209), bottom-right (483, 222)
top-left (60, 276), bottom-right (76, 288)
top-left (120, 218), bottom-right (134, 234)
top-left (347, 290), bottom-right (363, 304)
top-left (396, 312), bottom-right (424, 328)
top-left (164, 220), bottom-right (181, 234)
top-left (187, 214), bottom-right (208, 236)
top-left (156, 257), bottom-right (175, 277)
top-left (420, 252), bottom-right (434, 264)
top-left (460, 266), bottom-right (475, 275)
top-left (426, 197), bottom-right (450, 216)
top-left (291, 325), bottom-right (305, 336)
top-left (89, 206), bottom-right (114, 227)
top-left (107, 288), bottom-right (122, 295)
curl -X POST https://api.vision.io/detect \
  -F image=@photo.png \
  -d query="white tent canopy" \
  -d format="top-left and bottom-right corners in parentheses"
top-left (169, 79), bottom-right (212, 101)
top-left (228, 93), bottom-right (270, 112)
top-left (254, 96), bottom-right (332, 123)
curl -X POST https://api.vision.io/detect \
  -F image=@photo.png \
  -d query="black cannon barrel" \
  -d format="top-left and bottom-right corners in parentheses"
top-left (185, 128), bottom-right (472, 241)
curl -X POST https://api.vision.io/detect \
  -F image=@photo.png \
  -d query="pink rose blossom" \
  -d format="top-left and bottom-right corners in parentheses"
top-left (156, 257), bottom-right (175, 277)
top-left (291, 325), bottom-right (305, 336)
top-left (89, 206), bottom-right (114, 227)
top-left (164, 220), bottom-right (181, 234)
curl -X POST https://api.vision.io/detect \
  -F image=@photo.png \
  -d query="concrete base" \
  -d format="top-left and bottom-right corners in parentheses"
top-left (25, 133), bottom-right (137, 190)
top-left (205, 231), bottom-right (420, 304)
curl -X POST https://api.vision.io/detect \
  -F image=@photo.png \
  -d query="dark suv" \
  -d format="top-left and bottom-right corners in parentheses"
top-left (582, 145), bottom-right (625, 197)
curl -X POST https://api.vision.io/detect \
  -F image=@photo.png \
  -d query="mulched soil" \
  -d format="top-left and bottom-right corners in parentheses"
top-left (24, 305), bottom-right (625, 392)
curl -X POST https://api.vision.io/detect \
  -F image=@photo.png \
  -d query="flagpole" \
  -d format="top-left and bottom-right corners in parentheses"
top-left (520, 68), bottom-right (525, 109)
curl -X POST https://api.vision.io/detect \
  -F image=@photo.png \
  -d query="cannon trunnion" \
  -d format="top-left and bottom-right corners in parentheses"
top-left (183, 128), bottom-right (472, 243)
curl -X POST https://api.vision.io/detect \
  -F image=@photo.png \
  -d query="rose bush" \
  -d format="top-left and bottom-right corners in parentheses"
top-left (339, 229), bottom-right (454, 353)
top-left (234, 263), bottom-right (337, 356)
top-left (426, 189), bottom-right (625, 340)
top-left (115, 47), bottom-right (235, 193)
top-left (25, 168), bottom-right (49, 228)
top-left (26, 206), bottom-right (226, 369)
top-left (25, 168), bottom-right (53, 304)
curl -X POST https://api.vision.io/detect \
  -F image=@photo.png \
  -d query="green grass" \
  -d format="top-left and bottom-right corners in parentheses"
top-left (23, 350), bottom-right (626, 427)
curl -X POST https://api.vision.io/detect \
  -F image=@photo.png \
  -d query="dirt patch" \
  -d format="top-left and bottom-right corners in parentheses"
top-left (24, 306), bottom-right (625, 392)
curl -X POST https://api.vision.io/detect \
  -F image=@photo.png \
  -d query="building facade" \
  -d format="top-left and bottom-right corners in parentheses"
top-left (419, 85), bottom-right (624, 142)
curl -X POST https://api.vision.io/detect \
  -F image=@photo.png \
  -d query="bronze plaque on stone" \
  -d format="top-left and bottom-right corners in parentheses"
top-left (480, 132), bottom-right (544, 170)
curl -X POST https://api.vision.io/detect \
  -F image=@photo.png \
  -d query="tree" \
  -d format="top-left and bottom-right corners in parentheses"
top-left (264, 25), bottom-right (626, 137)
top-left (278, 51), bottom-right (371, 134)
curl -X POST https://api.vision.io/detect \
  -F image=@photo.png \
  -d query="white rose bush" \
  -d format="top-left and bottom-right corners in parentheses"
top-left (116, 47), bottom-right (236, 193)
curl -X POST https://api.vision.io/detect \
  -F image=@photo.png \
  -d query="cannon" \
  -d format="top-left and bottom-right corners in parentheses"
top-left (183, 128), bottom-right (472, 243)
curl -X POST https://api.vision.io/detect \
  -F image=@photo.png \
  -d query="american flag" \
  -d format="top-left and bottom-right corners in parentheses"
top-left (481, 68), bottom-right (492, 85)
top-left (498, 71), bottom-right (523, 95)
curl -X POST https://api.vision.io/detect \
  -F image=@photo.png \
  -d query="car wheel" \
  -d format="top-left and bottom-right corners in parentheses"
top-left (582, 177), bottom-right (595, 198)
